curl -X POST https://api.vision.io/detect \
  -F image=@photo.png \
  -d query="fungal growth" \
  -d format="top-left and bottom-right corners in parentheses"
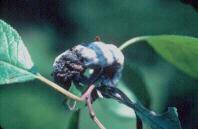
top-left (52, 37), bottom-right (124, 90)
top-left (51, 48), bottom-right (87, 90)
top-left (52, 37), bottom-right (124, 128)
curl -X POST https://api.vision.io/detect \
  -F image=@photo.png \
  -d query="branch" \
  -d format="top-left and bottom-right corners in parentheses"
top-left (37, 74), bottom-right (83, 102)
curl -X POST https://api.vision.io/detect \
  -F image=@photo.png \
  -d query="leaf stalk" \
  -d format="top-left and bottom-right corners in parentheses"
top-left (119, 36), bottom-right (148, 51)
top-left (36, 74), bottom-right (83, 102)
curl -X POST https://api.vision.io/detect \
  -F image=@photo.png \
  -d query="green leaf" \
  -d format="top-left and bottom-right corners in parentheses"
top-left (145, 35), bottom-right (198, 78)
top-left (100, 86), bottom-right (182, 129)
top-left (0, 20), bottom-right (38, 85)
top-left (66, 82), bottom-right (88, 110)
top-left (134, 103), bottom-right (182, 129)
top-left (0, 81), bottom-right (74, 129)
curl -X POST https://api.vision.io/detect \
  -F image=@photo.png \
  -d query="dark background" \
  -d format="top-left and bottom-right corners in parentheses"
top-left (0, 0), bottom-right (198, 129)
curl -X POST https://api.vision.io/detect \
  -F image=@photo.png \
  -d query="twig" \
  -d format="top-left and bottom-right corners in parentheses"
top-left (81, 84), bottom-right (96, 100)
top-left (80, 84), bottom-right (106, 128)
top-left (37, 74), bottom-right (83, 102)
top-left (86, 94), bottom-right (105, 129)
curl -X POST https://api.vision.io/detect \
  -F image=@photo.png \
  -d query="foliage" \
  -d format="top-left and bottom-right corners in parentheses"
top-left (120, 35), bottom-right (198, 78)
top-left (0, 1), bottom-right (198, 128)
top-left (146, 35), bottom-right (198, 78)
top-left (0, 20), bottom-right (38, 85)
top-left (0, 20), bottom-right (187, 129)
top-left (100, 86), bottom-right (182, 129)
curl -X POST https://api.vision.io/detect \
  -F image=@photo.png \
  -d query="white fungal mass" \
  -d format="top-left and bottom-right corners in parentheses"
top-left (52, 41), bottom-right (124, 88)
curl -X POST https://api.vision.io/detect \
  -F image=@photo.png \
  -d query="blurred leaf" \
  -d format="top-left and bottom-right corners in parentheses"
top-left (0, 81), bottom-right (73, 129)
top-left (79, 99), bottom-right (137, 129)
top-left (20, 24), bottom-right (58, 77)
top-left (68, 110), bottom-right (80, 129)
top-left (0, 20), bottom-right (38, 85)
top-left (100, 86), bottom-right (182, 129)
top-left (122, 60), bottom-right (150, 108)
top-left (145, 35), bottom-right (198, 78)
top-left (101, 81), bottom-right (137, 118)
